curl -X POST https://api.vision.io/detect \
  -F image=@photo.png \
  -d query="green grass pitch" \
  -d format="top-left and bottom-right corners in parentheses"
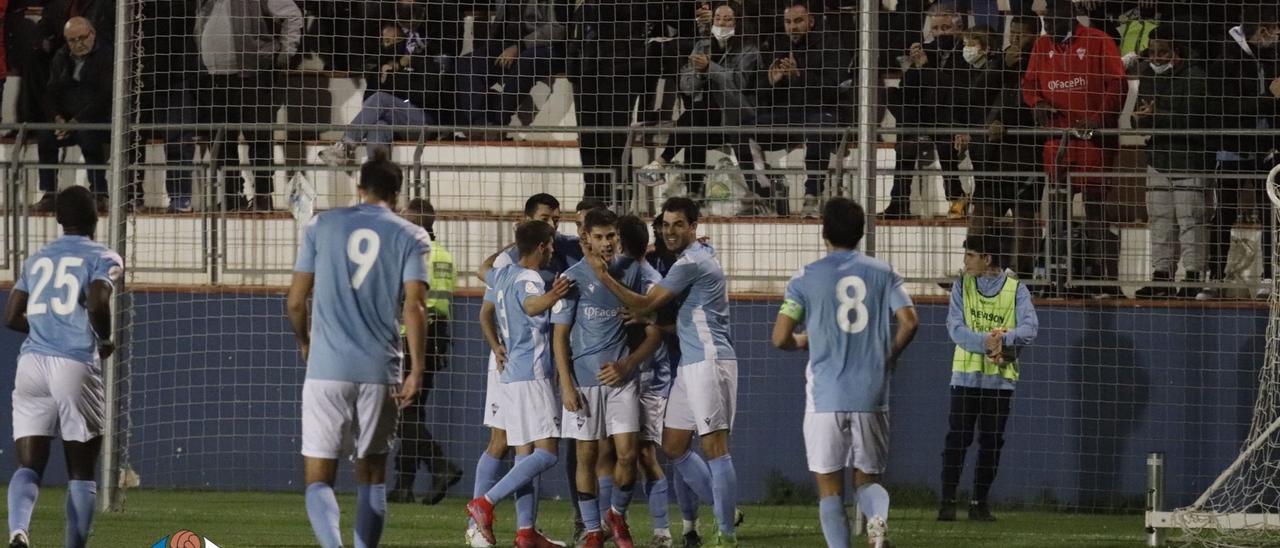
top-left (7, 488), bottom-right (1152, 547)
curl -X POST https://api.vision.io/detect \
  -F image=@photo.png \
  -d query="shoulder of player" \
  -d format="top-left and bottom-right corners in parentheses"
top-left (514, 267), bottom-right (544, 287)
top-left (562, 259), bottom-right (593, 282)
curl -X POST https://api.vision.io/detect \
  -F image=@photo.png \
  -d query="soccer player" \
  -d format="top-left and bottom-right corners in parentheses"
top-left (771, 197), bottom-right (919, 548)
top-left (4, 186), bottom-right (122, 548)
top-left (938, 234), bottom-right (1038, 522)
top-left (585, 197), bottom-right (741, 546)
top-left (388, 198), bottom-right (463, 505)
top-left (469, 193), bottom-right (581, 546)
top-left (618, 215), bottom-right (679, 547)
top-left (467, 221), bottom-right (574, 548)
top-left (287, 155), bottom-right (432, 548)
top-left (554, 209), bottom-right (663, 548)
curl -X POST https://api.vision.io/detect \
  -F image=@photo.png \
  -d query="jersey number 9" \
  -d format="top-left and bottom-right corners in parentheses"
top-left (347, 229), bottom-right (381, 290)
top-left (27, 256), bottom-right (85, 317)
top-left (836, 275), bottom-right (868, 334)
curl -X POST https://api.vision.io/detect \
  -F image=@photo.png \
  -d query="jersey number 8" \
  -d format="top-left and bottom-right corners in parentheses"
top-left (27, 257), bottom-right (85, 316)
top-left (836, 275), bottom-right (868, 334)
top-left (347, 229), bottom-right (381, 290)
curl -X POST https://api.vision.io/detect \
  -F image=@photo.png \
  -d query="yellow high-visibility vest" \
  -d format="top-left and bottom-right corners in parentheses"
top-left (426, 242), bottom-right (455, 319)
top-left (951, 275), bottom-right (1020, 383)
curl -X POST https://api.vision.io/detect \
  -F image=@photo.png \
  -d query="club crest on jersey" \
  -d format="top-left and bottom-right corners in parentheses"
top-left (576, 415), bottom-right (587, 429)
top-left (553, 416), bottom-right (562, 428)
top-left (490, 403), bottom-right (499, 416)
top-left (526, 281), bottom-right (539, 294)
top-left (1075, 47), bottom-right (1086, 60)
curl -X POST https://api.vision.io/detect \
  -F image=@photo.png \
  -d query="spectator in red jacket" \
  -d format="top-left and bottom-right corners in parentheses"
top-left (1022, 0), bottom-right (1126, 296)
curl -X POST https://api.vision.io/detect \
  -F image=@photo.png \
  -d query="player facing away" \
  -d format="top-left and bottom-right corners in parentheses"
top-left (470, 194), bottom-right (580, 547)
top-left (585, 197), bottom-right (741, 547)
top-left (287, 156), bottom-right (433, 548)
top-left (4, 186), bottom-right (122, 548)
top-left (467, 221), bottom-right (575, 548)
top-left (617, 214), bottom-right (680, 547)
top-left (771, 198), bottom-right (920, 548)
top-left (553, 209), bottom-right (664, 548)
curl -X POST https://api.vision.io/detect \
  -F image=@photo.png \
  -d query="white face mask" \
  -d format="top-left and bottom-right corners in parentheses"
top-left (962, 46), bottom-right (986, 66)
top-left (1149, 61), bottom-right (1172, 74)
top-left (711, 25), bottom-right (734, 41)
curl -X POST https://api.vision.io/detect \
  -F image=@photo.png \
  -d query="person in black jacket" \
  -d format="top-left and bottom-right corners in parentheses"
top-left (33, 17), bottom-right (111, 213)
top-left (1202, 6), bottom-right (1280, 299)
top-left (883, 2), bottom-right (966, 220)
top-left (454, 0), bottom-right (568, 132)
top-left (139, 0), bottom-right (201, 213)
top-left (735, 0), bottom-right (850, 217)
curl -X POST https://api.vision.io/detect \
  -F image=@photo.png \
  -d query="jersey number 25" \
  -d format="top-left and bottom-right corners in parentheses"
top-left (27, 257), bottom-right (85, 316)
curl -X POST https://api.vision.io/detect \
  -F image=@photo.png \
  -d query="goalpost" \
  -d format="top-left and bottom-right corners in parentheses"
top-left (1146, 163), bottom-right (1280, 547)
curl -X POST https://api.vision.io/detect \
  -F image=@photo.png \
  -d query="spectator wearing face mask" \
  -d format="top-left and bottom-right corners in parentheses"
top-left (1131, 25), bottom-right (1211, 299)
top-left (642, 3), bottom-right (761, 199)
top-left (885, 2), bottom-right (968, 220)
top-left (1201, 6), bottom-right (1280, 300)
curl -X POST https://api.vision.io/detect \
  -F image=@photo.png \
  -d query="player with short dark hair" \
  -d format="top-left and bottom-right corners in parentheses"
top-left (574, 199), bottom-right (607, 238)
top-left (938, 233), bottom-right (1039, 522)
top-left (772, 197), bottom-right (919, 548)
top-left (585, 197), bottom-right (741, 546)
top-left (287, 156), bottom-right (433, 548)
top-left (4, 186), bottom-right (121, 548)
top-left (467, 221), bottom-right (575, 548)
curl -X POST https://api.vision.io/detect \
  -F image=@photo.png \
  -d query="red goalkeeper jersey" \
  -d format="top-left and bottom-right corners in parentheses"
top-left (1021, 25), bottom-right (1126, 131)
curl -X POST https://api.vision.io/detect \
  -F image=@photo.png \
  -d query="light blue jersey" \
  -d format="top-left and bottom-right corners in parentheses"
top-left (550, 256), bottom-right (654, 388)
top-left (294, 203), bottom-right (431, 384)
top-left (629, 256), bottom-right (674, 396)
top-left (657, 242), bottom-right (735, 366)
top-left (781, 250), bottom-right (913, 413)
top-left (13, 235), bottom-right (122, 363)
top-left (486, 263), bottom-right (554, 383)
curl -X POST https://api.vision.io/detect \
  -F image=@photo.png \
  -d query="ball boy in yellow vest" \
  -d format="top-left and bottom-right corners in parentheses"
top-left (938, 234), bottom-right (1039, 522)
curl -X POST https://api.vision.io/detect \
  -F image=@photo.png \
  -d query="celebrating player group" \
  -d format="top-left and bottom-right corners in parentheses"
top-left (3, 155), bottom-right (923, 548)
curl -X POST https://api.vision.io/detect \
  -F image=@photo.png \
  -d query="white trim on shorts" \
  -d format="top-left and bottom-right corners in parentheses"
top-left (664, 359), bottom-right (737, 436)
top-left (301, 379), bottom-right (399, 460)
top-left (502, 379), bottom-right (561, 447)
top-left (483, 358), bottom-right (509, 430)
top-left (560, 378), bottom-right (640, 441)
top-left (803, 410), bottom-right (890, 475)
top-left (12, 353), bottom-right (104, 442)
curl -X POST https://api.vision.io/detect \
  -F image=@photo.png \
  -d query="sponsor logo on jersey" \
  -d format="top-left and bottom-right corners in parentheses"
top-left (1047, 76), bottom-right (1086, 91)
top-left (1076, 47), bottom-right (1087, 60)
top-left (582, 306), bottom-right (622, 320)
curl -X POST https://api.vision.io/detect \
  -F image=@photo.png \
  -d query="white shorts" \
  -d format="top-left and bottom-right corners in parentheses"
top-left (12, 353), bottom-right (104, 442)
top-left (638, 386), bottom-right (668, 443)
top-left (561, 379), bottom-right (640, 441)
top-left (482, 361), bottom-right (510, 430)
top-left (502, 379), bottom-right (561, 447)
top-left (665, 359), bottom-right (737, 436)
top-left (301, 379), bottom-right (399, 459)
top-left (803, 411), bottom-right (889, 475)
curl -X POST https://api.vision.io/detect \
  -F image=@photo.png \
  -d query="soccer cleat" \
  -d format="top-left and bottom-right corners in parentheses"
top-left (734, 508), bottom-right (745, 527)
top-left (649, 532), bottom-right (673, 548)
top-left (604, 508), bottom-right (635, 548)
top-left (514, 528), bottom-right (567, 548)
top-left (705, 531), bottom-right (737, 547)
top-left (8, 530), bottom-right (29, 548)
top-left (936, 499), bottom-right (957, 521)
top-left (425, 463), bottom-right (463, 505)
top-left (580, 530), bottom-right (605, 548)
top-left (968, 501), bottom-right (997, 522)
top-left (466, 526), bottom-right (496, 548)
top-left (465, 496), bottom-right (497, 545)
top-left (682, 530), bottom-right (702, 548)
top-left (866, 516), bottom-right (889, 548)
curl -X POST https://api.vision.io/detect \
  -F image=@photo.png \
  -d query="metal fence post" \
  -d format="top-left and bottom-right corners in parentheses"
top-left (1146, 452), bottom-right (1165, 547)
top-left (857, 0), bottom-right (879, 255)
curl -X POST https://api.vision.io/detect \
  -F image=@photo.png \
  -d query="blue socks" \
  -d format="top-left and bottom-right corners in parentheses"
top-left (470, 452), bottom-right (504, 527)
top-left (856, 483), bottom-right (890, 522)
top-left (577, 494), bottom-right (601, 531)
top-left (672, 468), bottom-right (699, 524)
top-left (512, 454), bottom-right (536, 529)
top-left (305, 482), bottom-right (343, 548)
top-left (708, 455), bottom-right (738, 536)
top-left (611, 483), bottom-right (635, 515)
top-left (671, 451), bottom-right (713, 505)
top-left (63, 480), bottom-right (95, 548)
top-left (7, 467), bottom-right (39, 536)
top-left (645, 478), bottom-right (670, 531)
top-left (597, 475), bottom-right (614, 518)
top-left (355, 484), bottom-right (386, 548)
top-left (818, 496), bottom-right (849, 548)
top-left (486, 449), bottom-right (556, 503)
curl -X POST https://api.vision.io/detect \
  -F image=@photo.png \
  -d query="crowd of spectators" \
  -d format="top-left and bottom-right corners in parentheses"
top-left (1, 0), bottom-right (1279, 296)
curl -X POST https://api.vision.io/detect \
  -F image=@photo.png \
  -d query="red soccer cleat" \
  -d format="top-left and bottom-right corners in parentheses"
top-left (580, 530), bottom-right (605, 548)
top-left (514, 527), bottom-right (568, 548)
top-left (465, 496), bottom-right (496, 545)
top-left (604, 508), bottom-right (635, 548)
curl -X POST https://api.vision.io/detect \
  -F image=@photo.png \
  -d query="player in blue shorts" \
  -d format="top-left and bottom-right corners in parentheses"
top-left (585, 197), bottom-right (740, 547)
top-left (553, 209), bottom-right (663, 548)
top-left (287, 155), bottom-right (433, 548)
top-left (4, 186), bottom-right (122, 548)
top-left (467, 221), bottom-right (574, 548)
top-left (771, 197), bottom-right (920, 548)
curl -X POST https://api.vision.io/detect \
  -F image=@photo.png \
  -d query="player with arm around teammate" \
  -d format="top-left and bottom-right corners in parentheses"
top-left (286, 156), bottom-right (432, 548)
top-left (4, 186), bottom-right (122, 548)
top-left (466, 221), bottom-right (575, 548)
top-left (771, 197), bottom-right (920, 548)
